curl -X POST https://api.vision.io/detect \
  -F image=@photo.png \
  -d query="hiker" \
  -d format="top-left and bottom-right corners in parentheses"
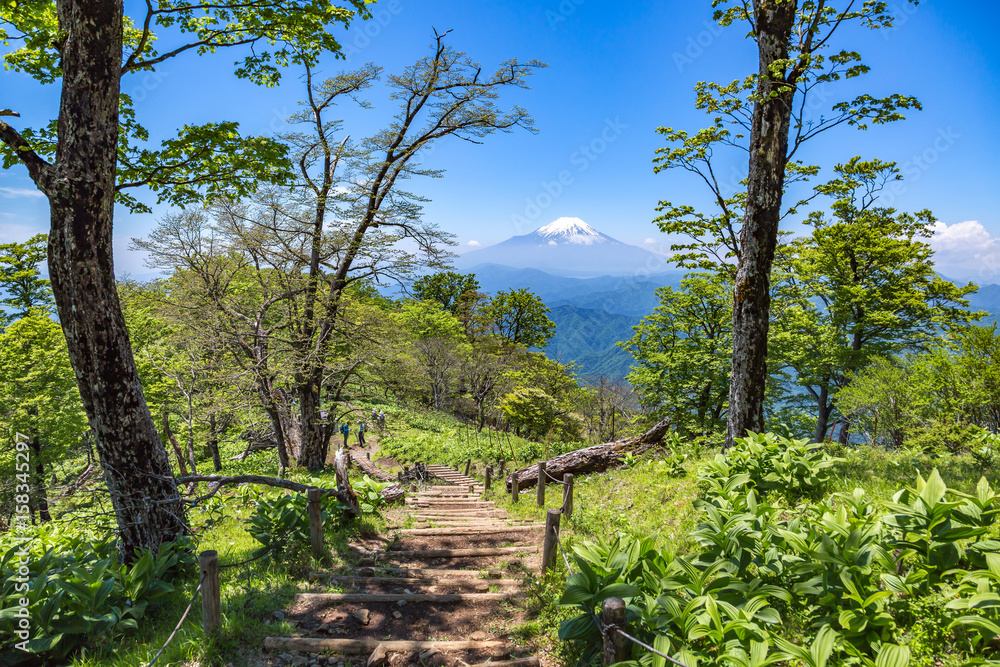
top-left (340, 422), bottom-right (350, 449)
top-left (371, 408), bottom-right (378, 423)
top-left (358, 420), bottom-right (366, 447)
top-left (378, 410), bottom-right (386, 428)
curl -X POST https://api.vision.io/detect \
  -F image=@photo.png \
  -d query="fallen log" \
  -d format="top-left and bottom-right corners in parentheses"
top-left (379, 483), bottom-right (405, 503)
top-left (349, 450), bottom-right (397, 483)
top-left (506, 418), bottom-right (671, 491)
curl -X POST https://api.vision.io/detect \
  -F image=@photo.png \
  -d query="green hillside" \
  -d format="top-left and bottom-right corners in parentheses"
top-left (544, 304), bottom-right (638, 379)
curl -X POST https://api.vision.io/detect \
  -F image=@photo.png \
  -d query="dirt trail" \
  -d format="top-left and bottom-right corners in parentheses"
top-left (263, 464), bottom-right (545, 667)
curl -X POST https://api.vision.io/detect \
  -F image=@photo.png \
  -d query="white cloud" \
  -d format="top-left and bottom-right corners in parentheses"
top-left (644, 238), bottom-right (656, 245)
top-left (929, 220), bottom-right (1000, 284)
top-left (466, 240), bottom-right (482, 247)
top-left (0, 186), bottom-right (44, 199)
top-left (0, 222), bottom-right (44, 243)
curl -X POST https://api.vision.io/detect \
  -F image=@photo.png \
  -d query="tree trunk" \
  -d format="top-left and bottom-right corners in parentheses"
top-left (275, 387), bottom-right (303, 463)
top-left (207, 413), bottom-right (223, 473)
top-left (814, 384), bottom-right (831, 445)
top-left (726, 0), bottom-right (798, 448)
top-left (39, 0), bottom-right (188, 561)
top-left (185, 393), bottom-right (198, 477)
top-left (29, 432), bottom-right (51, 523)
top-left (262, 404), bottom-right (291, 475)
top-left (298, 376), bottom-right (330, 471)
top-left (162, 410), bottom-right (190, 478)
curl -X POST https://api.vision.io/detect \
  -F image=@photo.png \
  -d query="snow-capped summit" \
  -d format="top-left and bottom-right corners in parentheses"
top-left (455, 217), bottom-right (666, 278)
top-left (536, 217), bottom-right (604, 245)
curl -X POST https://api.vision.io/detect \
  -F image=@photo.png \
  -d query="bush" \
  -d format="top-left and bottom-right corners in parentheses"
top-left (244, 490), bottom-right (351, 562)
top-left (0, 525), bottom-right (194, 662)
top-left (353, 475), bottom-right (390, 514)
top-left (971, 431), bottom-right (1000, 471)
top-left (698, 431), bottom-right (841, 497)
top-left (906, 420), bottom-right (985, 455)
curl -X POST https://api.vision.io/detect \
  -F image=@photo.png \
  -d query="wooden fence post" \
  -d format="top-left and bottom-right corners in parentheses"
top-left (308, 488), bottom-right (325, 562)
top-left (602, 597), bottom-right (629, 665)
top-left (562, 473), bottom-right (574, 519)
top-left (484, 466), bottom-right (492, 492)
top-left (200, 550), bottom-right (221, 635)
top-left (464, 459), bottom-right (471, 476)
top-left (498, 459), bottom-right (506, 480)
top-left (511, 474), bottom-right (519, 504)
top-left (542, 508), bottom-right (560, 572)
top-left (537, 461), bottom-right (546, 507)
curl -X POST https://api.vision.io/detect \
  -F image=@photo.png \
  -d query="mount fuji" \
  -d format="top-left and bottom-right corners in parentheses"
top-left (455, 217), bottom-right (668, 278)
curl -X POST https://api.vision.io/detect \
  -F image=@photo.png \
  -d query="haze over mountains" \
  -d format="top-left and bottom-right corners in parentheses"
top-left (458, 219), bottom-right (1000, 380)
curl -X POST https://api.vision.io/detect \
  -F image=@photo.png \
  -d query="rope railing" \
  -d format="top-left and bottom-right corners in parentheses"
top-left (542, 467), bottom-right (567, 485)
top-left (548, 523), bottom-right (687, 667)
top-left (146, 573), bottom-right (205, 667)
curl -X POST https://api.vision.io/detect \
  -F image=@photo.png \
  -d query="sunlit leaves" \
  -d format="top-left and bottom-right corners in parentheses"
top-left (117, 121), bottom-right (293, 213)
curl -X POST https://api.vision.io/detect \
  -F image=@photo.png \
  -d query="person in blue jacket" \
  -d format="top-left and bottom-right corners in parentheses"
top-left (358, 420), bottom-right (367, 447)
top-left (340, 422), bottom-right (350, 449)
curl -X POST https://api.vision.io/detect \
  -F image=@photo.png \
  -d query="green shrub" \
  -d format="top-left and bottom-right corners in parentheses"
top-left (906, 420), bottom-right (985, 455)
top-left (971, 431), bottom-right (1000, 471)
top-left (698, 431), bottom-right (841, 497)
top-left (0, 525), bottom-right (194, 662)
top-left (353, 475), bottom-right (390, 514)
top-left (244, 490), bottom-right (350, 562)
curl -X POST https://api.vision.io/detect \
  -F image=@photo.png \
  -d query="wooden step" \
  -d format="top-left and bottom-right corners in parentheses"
top-left (391, 522), bottom-right (521, 529)
top-left (400, 522), bottom-right (527, 529)
top-left (360, 546), bottom-right (539, 561)
top-left (406, 499), bottom-right (493, 504)
top-left (316, 576), bottom-right (521, 589)
top-left (264, 638), bottom-right (506, 654)
top-left (339, 566), bottom-right (505, 579)
top-left (397, 526), bottom-right (545, 536)
top-left (404, 515), bottom-right (509, 520)
top-left (470, 659), bottom-right (539, 667)
top-left (293, 592), bottom-right (507, 604)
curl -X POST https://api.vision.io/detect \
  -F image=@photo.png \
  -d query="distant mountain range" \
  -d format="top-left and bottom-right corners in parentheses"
top-left (455, 219), bottom-right (1000, 381)
top-left (455, 217), bottom-right (669, 278)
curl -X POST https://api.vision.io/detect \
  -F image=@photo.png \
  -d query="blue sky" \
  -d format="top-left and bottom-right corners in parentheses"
top-left (2, 0), bottom-right (998, 283)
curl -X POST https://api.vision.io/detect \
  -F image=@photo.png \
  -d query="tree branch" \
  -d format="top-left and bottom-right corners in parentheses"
top-left (0, 120), bottom-right (54, 193)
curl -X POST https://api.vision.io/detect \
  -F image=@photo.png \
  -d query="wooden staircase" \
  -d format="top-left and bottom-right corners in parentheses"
top-left (264, 465), bottom-right (543, 667)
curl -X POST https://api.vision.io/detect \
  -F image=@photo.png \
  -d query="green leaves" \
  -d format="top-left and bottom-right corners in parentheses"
top-left (0, 527), bottom-right (193, 660)
top-left (117, 121), bottom-right (293, 213)
top-left (698, 432), bottom-right (841, 497)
